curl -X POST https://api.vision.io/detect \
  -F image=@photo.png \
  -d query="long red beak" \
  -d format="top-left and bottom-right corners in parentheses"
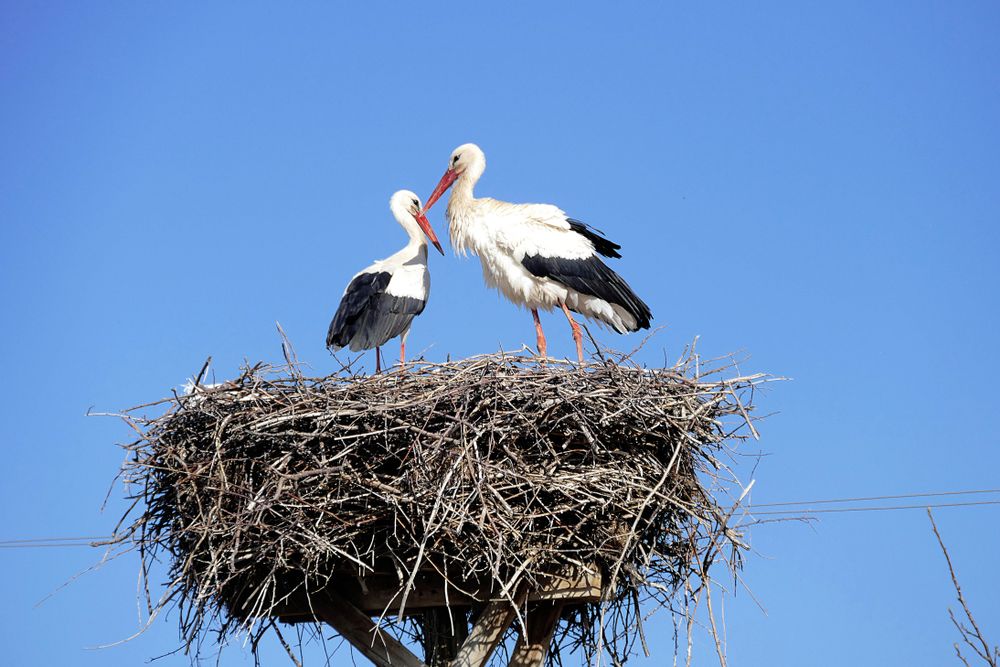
top-left (414, 209), bottom-right (444, 255)
top-left (423, 167), bottom-right (458, 213)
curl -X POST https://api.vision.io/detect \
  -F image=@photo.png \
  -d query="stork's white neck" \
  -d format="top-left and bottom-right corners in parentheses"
top-left (446, 175), bottom-right (480, 257)
top-left (449, 172), bottom-right (476, 205)
top-left (389, 199), bottom-right (428, 250)
top-left (444, 146), bottom-right (487, 256)
top-left (447, 154), bottom-right (483, 209)
top-left (449, 147), bottom-right (486, 205)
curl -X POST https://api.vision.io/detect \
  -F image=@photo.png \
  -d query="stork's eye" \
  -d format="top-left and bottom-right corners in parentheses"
top-left (412, 199), bottom-right (419, 207)
top-left (452, 155), bottom-right (460, 164)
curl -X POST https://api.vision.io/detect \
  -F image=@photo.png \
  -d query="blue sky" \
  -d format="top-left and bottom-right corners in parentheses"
top-left (2, 2), bottom-right (998, 665)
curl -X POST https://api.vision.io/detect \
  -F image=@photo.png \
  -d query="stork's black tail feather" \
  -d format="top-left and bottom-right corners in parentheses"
top-left (567, 219), bottom-right (622, 258)
top-left (521, 254), bottom-right (652, 332)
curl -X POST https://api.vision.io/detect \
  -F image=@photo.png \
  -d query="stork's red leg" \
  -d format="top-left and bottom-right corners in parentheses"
top-left (375, 346), bottom-right (382, 374)
top-left (400, 339), bottom-right (406, 368)
top-left (560, 303), bottom-right (584, 363)
top-left (531, 308), bottom-right (547, 358)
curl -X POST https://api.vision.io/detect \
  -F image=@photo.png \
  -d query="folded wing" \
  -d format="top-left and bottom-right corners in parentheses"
top-left (327, 271), bottom-right (426, 352)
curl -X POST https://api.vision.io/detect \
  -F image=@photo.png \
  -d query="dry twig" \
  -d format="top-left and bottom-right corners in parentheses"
top-left (928, 509), bottom-right (999, 667)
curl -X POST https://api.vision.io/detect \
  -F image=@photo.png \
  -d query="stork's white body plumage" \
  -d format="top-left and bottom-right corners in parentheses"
top-left (326, 190), bottom-right (442, 372)
top-left (352, 241), bottom-right (431, 306)
top-left (424, 144), bottom-right (651, 361)
top-left (448, 196), bottom-right (640, 332)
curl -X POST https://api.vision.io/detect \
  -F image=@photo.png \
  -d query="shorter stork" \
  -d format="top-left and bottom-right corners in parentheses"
top-left (326, 190), bottom-right (443, 372)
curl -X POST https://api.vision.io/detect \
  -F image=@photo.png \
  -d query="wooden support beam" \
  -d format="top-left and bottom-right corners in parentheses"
top-left (450, 593), bottom-right (525, 667)
top-left (349, 567), bottom-right (601, 613)
top-left (311, 590), bottom-right (426, 667)
top-left (508, 603), bottom-right (563, 667)
top-left (528, 569), bottom-right (601, 603)
top-left (350, 573), bottom-right (479, 613)
top-left (272, 567), bottom-right (602, 622)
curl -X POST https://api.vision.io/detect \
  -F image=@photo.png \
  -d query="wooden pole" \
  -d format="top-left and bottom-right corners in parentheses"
top-left (312, 591), bottom-right (426, 667)
top-left (450, 594), bottom-right (525, 667)
top-left (422, 606), bottom-right (469, 666)
top-left (508, 603), bottom-right (563, 667)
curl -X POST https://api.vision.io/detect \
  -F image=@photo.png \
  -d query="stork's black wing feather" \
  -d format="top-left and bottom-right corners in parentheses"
top-left (521, 254), bottom-right (652, 331)
top-left (326, 271), bottom-right (392, 350)
top-left (327, 272), bottom-right (427, 352)
top-left (567, 218), bottom-right (622, 258)
top-left (384, 294), bottom-right (426, 316)
top-left (347, 293), bottom-right (424, 351)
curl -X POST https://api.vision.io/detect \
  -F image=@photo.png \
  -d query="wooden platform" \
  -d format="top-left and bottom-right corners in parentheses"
top-left (274, 567), bottom-right (602, 667)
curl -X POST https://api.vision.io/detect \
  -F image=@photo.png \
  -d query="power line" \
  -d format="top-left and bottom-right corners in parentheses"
top-left (3, 490), bottom-right (999, 548)
top-left (0, 536), bottom-right (109, 549)
top-left (0, 543), bottom-right (108, 549)
top-left (750, 488), bottom-right (1000, 509)
top-left (0, 536), bottom-right (107, 545)
top-left (750, 500), bottom-right (1000, 516)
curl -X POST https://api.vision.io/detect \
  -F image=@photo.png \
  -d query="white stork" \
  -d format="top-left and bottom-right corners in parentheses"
top-left (326, 190), bottom-right (444, 372)
top-left (422, 143), bottom-right (651, 362)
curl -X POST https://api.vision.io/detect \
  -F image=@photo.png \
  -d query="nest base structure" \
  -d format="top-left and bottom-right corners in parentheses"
top-left (301, 577), bottom-right (596, 667)
top-left (272, 566), bottom-right (601, 667)
top-left (114, 350), bottom-right (765, 666)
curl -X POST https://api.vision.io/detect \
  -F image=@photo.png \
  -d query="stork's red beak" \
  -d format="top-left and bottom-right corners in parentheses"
top-left (414, 209), bottom-right (444, 255)
top-left (423, 167), bottom-right (459, 213)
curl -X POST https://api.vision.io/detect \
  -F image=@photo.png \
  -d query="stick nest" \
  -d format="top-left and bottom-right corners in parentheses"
top-left (112, 348), bottom-right (766, 664)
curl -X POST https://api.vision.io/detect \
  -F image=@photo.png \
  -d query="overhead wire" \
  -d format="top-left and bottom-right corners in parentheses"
top-left (749, 488), bottom-right (1000, 508)
top-left (0, 536), bottom-right (109, 548)
top-left (750, 499), bottom-right (1000, 516)
top-left (2, 489), bottom-right (998, 548)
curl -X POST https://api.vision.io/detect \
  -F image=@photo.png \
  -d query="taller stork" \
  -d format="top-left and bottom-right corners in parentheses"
top-left (423, 143), bottom-right (651, 362)
top-left (326, 190), bottom-right (443, 372)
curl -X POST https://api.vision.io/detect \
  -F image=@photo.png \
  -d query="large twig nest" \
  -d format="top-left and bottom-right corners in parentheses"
top-left (112, 347), bottom-right (767, 664)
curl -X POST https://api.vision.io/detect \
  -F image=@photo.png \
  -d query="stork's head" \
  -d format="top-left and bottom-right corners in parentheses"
top-left (448, 143), bottom-right (485, 176)
top-left (390, 189), bottom-right (444, 255)
top-left (424, 143), bottom-right (486, 213)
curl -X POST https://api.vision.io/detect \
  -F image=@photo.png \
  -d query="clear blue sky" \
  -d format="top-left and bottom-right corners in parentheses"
top-left (2, 2), bottom-right (998, 665)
